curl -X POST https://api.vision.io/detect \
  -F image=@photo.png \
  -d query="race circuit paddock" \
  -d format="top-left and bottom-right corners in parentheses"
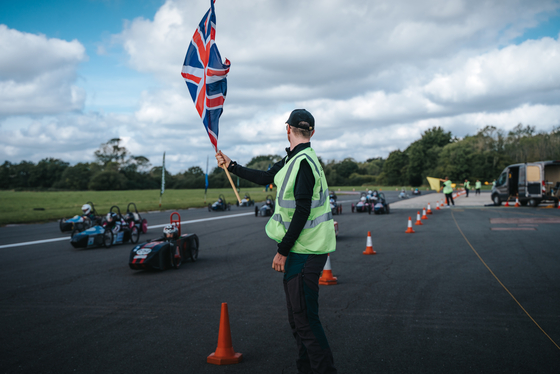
top-left (1, 193), bottom-right (559, 373)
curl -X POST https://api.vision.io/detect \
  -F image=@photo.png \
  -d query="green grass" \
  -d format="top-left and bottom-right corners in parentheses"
top-left (0, 185), bottom-right (493, 225)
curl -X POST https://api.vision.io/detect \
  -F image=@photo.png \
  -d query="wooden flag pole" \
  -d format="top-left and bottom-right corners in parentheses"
top-left (221, 164), bottom-right (241, 204)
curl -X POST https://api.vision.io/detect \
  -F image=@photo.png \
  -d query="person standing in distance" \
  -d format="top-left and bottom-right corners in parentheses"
top-left (475, 179), bottom-right (482, 195)
top-left (440, 176), bottom-right (455, 207)
top-left (462, 179), bottom-right (470, 198)
top-left (216, 109), bottom-right (337, 374)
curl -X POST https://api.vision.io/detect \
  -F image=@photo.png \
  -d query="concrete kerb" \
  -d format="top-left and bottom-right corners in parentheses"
top-left (390, 191), bottom-right (491, 209)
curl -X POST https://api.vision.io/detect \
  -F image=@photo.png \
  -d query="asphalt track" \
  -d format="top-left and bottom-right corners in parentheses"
top-left (1, 191), bottom-right (559, 373)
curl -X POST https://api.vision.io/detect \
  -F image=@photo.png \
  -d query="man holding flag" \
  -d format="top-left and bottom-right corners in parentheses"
top-left (216, 109), bottom-right (338, 374)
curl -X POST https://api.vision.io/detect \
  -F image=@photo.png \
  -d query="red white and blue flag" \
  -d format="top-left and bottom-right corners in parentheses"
top-left (181, 0), bottom-right (230, 152)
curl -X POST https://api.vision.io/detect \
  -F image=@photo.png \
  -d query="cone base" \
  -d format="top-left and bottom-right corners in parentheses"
top-left (405, 228), bottom-right (415, 233)
top-left (363, 247), bottom-right (377, 255)
top-left (319, 277), bottom-right (338, 285)
top-left (207, 352), bottom-right (243, 365)
top-left (414, 221), bottom-right (423, 225)
top-left (427, 211), bottom-right (433, 215)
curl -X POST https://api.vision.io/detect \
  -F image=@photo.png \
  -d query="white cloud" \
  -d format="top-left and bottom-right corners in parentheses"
top-left (0, 25), bottom-right (87, 116)
top-left (2, 0), bottom-right (560, 173)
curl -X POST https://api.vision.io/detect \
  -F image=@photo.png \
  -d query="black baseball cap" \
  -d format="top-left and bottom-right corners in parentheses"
top-left (286, 109), bottom-right (314, 130)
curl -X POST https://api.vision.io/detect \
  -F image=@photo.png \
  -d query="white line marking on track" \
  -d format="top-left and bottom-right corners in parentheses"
top-left (0, 212), bottom-right (254, 249)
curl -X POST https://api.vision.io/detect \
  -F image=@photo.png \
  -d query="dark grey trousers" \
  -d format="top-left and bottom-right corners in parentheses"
top-left (283, 253), bottom-right (337, 374)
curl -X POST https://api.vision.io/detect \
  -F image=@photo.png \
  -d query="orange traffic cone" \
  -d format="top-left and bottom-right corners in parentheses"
top-left (421, 208), bottom-right (428, 220)
top-left (405, 217), bottom-right (415, 233)
top-left (207, 303), bottom-right (243, 365)
top-left (363, 231), bottom-right (376, 255)
top-left (505, 199), bottom-right (509, 207)
top-left (414, 212), bottom-right (423, 226)
top-left (427, 203), bottom-right (433, 214)
top-left (436, 201), bottom-right (441, 210)
top-left (515, 198), bottom-right (520, 207)
top-left (319, 254), bottom-right (338, 285)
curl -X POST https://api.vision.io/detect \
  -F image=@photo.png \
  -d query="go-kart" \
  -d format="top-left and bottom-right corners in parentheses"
top-left (236, 193), bottom-right (255, 207)
top-left (372, 192), bottom-right (390, 214)
top-left (129, 212), bottom-right (199, 271)
top-left (209, 194), bottom-right (230, 211)
top-left (255, 195), bottom-right (275, 217)
top-left (125, 202), bottom-right (148, 234)
top-left (59, 201), bottom-right (102, 233)
top-left (398, 188), bottom-right (410, 199)
top-left (70, 205), bottom-right (140, 249)
top-left (412, 188), bottom-right (421, 196)
top-left (334, 221), bottom-right (339, 237)
top-left (330, 197), bottom-right (342, 215)
top-left (351, 193), bottom-right (372, 213)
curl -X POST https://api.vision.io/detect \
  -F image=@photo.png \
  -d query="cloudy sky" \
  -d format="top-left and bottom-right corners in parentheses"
top-left (1, 0), bottom-right (560, 173)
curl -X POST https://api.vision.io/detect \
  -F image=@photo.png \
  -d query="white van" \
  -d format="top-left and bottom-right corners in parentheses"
top-left (491, 161), bottom-right (560, 207)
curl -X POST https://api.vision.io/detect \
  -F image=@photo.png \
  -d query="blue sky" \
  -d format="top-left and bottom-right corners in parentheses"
top-left (1, 0), bottom-right (560, 173)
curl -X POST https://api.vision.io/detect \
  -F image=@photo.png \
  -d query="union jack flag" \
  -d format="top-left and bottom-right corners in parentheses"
top-left (181, 0), bottom-right (230, 151)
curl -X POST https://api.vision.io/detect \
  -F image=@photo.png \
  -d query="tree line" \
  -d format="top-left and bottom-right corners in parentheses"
top-left (2, 125), bottom-right (559, 191)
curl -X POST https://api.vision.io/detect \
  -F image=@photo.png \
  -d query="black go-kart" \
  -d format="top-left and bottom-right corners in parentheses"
top-left (125, 202), bottom-right (148, 234)
top-left (59, 201), bottom-right (102, 233)
top-left (412, 188), bottom-right (422, 196)
top-left (70, 205), bottom-right (140, 249)
top-left (255, 195), bottom-right (275, 217)
top-left (351, 193), bottom-right (372, 213)
top-left (236, 193), bottom-right (255, 207)
top-left (209, 194), bottom-right (231, 211)
top-left (129, 212), bottom-right (199, 271)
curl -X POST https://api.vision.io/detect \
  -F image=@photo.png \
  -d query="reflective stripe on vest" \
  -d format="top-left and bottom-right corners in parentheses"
top-left (271, 210), bottom-right (333, 230)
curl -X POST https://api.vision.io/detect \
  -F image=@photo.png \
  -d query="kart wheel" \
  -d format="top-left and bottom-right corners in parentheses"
top-left (189, 236), bottom-right (199, 262)
top-left (351, 204), bottom-right (355, 213)
top-left (227, 204), bottom-right (231, 211)
top-left (141, 219), bottom-right (148, 234)
top-left (386, 205), bottom-right (390, 214)
top-left (103, 229), bottom-right (113, 248)
top-left (208, 204), bottom-right (211, 212)
top-left (255, 206), bottom-right (259, 217)
top-left (338, 205), bottom-right (342, 214)
top-left (130, 226), bottom-right (139, 244)
top-left (59, 218), bottom-right (66, 232)
top-left (236, 201), bottom-right (239, 207)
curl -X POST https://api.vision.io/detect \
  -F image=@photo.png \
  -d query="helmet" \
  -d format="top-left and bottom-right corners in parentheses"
top-left (368, 190), bottom-right (372, 194)
top-left (163, 224), bottom-right (177, 236)
top-left (82, 204), bottom-right (92, 215)
top-left (106, 212), bottom-right (117, 222)
top-left (361, 196), bottom-right (366, 202)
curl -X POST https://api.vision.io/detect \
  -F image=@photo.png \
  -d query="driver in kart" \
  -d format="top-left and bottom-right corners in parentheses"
top-left (81, 204), bottom-right (96, 223)
top-left (106, 212), bottom-right (123, 234)
top-left (163, 224), bottom-right (179, 241)
top-left (163, 224), bottom-right (181, 262)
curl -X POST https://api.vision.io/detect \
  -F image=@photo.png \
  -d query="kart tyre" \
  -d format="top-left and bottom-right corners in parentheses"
top-left (386, 204), bottom-right (390, 214)
top-left (338, 205), bottom-right (342, 214)
top-left (141, 219), bottom-right (148, 234)
top-left (236, 201), bottom-right (239, 207)
top-left (528, 198), bottom-right (540, 207)
top-left (189, 235), bottom-right (199, 262)
top-left (208, 204), bottom-right (211, 212)
top-left (103, 229), bottom-right (113, 248)
top-left (351, 204), bottom-right (355, 213)
top-left (255, 206), bottom-right (259, 217)
top-left (59, 218), bottom-right (66, 232)
top-left (227, 204), bottom-right (231, 211)
top-left (130, 226), bottom-right (140, 244)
